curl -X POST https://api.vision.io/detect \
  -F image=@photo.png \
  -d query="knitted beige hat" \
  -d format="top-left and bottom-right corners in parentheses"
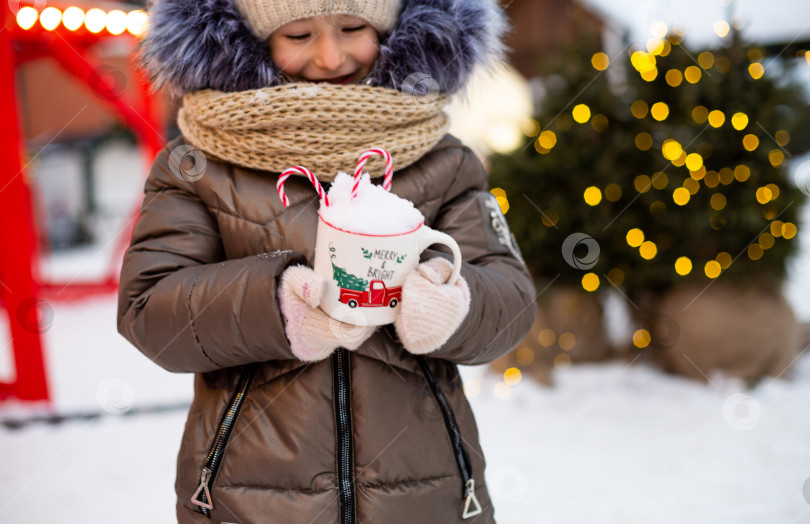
top-left (232, 0), bottom-right (403, 41)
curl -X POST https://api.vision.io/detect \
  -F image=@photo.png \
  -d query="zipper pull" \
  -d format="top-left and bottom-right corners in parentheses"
top-left (191, 467), bottom-right (214, 510)
top-left (462, 478), bottom-right (482, 519)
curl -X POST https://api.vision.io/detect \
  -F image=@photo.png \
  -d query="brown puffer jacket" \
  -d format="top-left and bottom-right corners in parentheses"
top-left (117, 134), bottom-right (537, 523)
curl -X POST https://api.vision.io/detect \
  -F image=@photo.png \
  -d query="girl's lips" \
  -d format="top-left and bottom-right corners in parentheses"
top-left (321, 73), bottom-right (355, 85)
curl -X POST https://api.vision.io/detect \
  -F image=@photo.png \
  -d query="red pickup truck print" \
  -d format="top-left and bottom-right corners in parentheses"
top-left (339, 280), bottom-right (402, 308)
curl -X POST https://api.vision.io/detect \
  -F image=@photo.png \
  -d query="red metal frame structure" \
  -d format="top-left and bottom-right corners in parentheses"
top-left (0, 2), bottom-right (163, 402)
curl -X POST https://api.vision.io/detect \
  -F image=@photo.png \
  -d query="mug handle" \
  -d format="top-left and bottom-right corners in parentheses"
top-left (419, 226), bottom-right (463, 285)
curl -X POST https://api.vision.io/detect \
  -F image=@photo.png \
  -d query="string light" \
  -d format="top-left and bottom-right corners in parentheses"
top-left (39, 7), bottom-right (61, 31)
top-left (16, 6), bottom-right (37, 29)
top-left (63, 7), bottom-right (84, 31)
top-left (106, 10), bottom-right (128, 35)
top-left (85, 8), bottom-right (107, 33)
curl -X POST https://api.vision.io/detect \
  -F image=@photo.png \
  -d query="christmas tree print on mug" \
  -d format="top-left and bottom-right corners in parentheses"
top-left (277, 149), bottom-right (462, 326)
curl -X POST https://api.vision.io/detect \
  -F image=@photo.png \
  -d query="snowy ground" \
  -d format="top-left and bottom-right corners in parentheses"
top-left (1, 294), bottom-right (809, 523)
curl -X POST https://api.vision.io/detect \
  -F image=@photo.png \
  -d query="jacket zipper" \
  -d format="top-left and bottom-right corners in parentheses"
top-left (334, 348), bottom-right (356, 524)
top-left (416, 356), bottom-right (483, 519)
top-left (191, 364), bottom-right (258, 517)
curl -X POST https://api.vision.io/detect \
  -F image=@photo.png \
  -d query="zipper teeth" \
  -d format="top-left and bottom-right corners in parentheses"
top-left (334, 348), bottom-right (355, 524)
top-left (416, 357), bottom-right (473, 488)
top-left (197, 364), bottom-right (258, 516)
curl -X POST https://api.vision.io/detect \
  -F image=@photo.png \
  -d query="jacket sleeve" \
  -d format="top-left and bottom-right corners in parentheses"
top-left (417, 146), bottom-right (537, 365)
top-left (117, 145), bottom-right (305, 373)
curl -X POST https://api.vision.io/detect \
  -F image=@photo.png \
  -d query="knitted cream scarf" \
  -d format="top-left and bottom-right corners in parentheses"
top-left (177, 83), bottom-right (450, 181)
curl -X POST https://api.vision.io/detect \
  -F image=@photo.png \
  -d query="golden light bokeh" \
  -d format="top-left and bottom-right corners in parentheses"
top-left (759, 233), bottom-right (775, 250)
top-left (634, 174), bottom-right (652, 193)
top-left (673, 187), bottom-right (691, 206)
top-left (710, 193), bottom-right (727, 211)
top-left (537, 129), bottom-right (557, 150)
top-left (666, 69), bottom-right (683, 87)
top-left (731, 112), bottom-right (749, 131)
top-left (503, 367), bottom-right (522, 386)
top-left (742, 134), bottom-right (759, 151)
top-left (592, 52), bottom-right (610, 71)
top-left (685, 153), bottom-right (703, 171)
top-left (573, 104), bottom-right (591, 124)
top-left (554, 354), bottom-right (572, 370)
top-left (538, 328), bottom-right (556, 347)
top-left (782, 222), bottom-right (797, 239)
top-left (708, 110), bottom-right (725, 128)
top-left (605, 183), bottom-right (623, 202)
top-left (640, 241), bottom-right (658, 260)
top-left (704, 260), bottom-right (722, 278)
top-left (748, 63), bottom-right (765, 79)
top-left (633, 329), bottom-right (651, 348)
top-left (626, 228), bottom-right (645, 247)
top-left (651, 172), bottom-right (668, 190)
top-left (684, 66), bottom-right (702, 84)
top-left (692, 105), bottom-right (709, 124)
top-left (651, 102), bottom-right (670, 121)
top-left (698, 52), bottom-right (715, 69)
top-left (716, 252), bottom-right (732, 269)
top-left (662, 140), bottom-right (683, 161)
top-left (522, 119), bottom-right (540, 137)
top-left (558, 332), bottom-right (577, 351)
top-left (734, 165), bottom-right (751, 182)
top-left (675, 256), bottom-right (693, 275)
top-left (769, 150), bottom-right (784, 167)
top-left (582, 273), bottom-right (600, 292)
top-left (635, 132), bottom-right (653, 151)
top-left (775, 130), bottom-right (790, 146)
top-left (755, 186), bottom-right (772, 204)
top-left (584, 186), bottom-right (603, 206)
top-left (631, 100), bottom-right (649, 119)
top-left (748, 244), bottom-right (764, 260)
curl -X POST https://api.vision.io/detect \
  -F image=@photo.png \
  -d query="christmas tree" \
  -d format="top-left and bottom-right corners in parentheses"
top-left (490, 28), bottom-right (810, 301)
top-left (332, 263), bottom-right (368, 291)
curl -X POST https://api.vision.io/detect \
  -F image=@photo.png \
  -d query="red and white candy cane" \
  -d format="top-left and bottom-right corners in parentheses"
top-left (277, 166), bottom-right (330, 207)
top-left (352, 148), bottom-right (394, 198)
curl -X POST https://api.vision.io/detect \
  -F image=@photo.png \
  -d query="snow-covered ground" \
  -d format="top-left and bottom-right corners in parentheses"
top-left (1, 293), bottom-right (809, 523)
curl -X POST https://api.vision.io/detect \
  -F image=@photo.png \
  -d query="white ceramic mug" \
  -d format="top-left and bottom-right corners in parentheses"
top-left (313, 214), bottom-right (462, 326)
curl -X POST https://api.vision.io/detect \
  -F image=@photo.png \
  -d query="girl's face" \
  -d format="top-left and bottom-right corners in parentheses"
top-left (269, 15), bottom-right (380, 85)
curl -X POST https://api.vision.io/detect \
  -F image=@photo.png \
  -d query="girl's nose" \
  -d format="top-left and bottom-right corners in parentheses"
top-left (312, 34), bottom-right (344, 72)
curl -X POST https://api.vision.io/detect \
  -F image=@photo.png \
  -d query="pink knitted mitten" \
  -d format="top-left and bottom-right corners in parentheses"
top-left (394, 258), bottom-right (471, 355)
top-left (278, 266), bottom-right (376, 362)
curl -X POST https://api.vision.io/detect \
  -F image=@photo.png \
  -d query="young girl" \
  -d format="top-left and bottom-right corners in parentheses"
top-left (118, 1), bottom-right (537, 522)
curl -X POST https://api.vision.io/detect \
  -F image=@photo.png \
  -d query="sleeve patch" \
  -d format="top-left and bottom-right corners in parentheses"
top-left (477, 192), bottom-right (525, 265)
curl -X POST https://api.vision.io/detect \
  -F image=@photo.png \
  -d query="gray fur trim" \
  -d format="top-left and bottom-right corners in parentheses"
top-left (138, 0), bottom-right (507, 96)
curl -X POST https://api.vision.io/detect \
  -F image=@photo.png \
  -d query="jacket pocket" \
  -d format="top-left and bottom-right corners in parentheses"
top-left (415, 356), bottom-right (483, 519)
top-left (191, 363), bottom-right (258, 518)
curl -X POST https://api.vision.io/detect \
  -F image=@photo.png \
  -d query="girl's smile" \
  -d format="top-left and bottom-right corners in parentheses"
top-left (269, 15), bottom-right (380, 84)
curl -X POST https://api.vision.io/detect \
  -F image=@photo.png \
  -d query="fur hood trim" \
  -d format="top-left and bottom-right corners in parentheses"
top-left (138, 0), bottom-right (507, 97)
